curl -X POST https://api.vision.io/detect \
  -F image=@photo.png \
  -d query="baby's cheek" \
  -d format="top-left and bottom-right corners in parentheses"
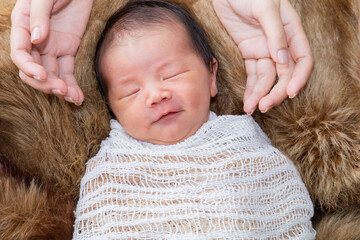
top-left (188, 87), bottom-right (211, 108)
top-left (126, 107), bottom-right (151, 131)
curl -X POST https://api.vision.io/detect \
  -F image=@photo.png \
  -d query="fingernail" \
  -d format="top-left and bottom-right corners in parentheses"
top-left (289, 93), bottom-right (298, 99)
top-left (261, 108), bottom-right (270, 113)
top-left (52, 89), bottom-right (65, 96)
top-left (64, 96), bottom-right (74, 103)
top-left (31, 27), bottom-right (40, 43)
top-left (277, 49), bottom-right (289, 64)
top-left (246, 110), bottom-right (254, 115)
top-left (33, 75), bottom-right (44, 81)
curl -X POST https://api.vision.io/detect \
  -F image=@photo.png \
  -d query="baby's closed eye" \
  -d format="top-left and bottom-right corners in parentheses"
top-left (122, 88), bottom-right (140, 98)
top-left (117, 86), bottom-right (140, 99)
top-left (162, 70), bottom-right (189, 81)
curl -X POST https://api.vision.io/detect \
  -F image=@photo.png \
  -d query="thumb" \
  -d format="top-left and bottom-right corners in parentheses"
top-left (30, 0), bottom-right (54, 44)
top-left (30, 0), bottom-right (71, 44)
top-left (254, 1), bottom-right (289, 64)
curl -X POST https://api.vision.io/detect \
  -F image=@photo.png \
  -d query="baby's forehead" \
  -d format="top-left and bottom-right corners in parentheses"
top-left (99, 21), bottom-right (199, 78)
top-left (110, 18), bottom-right (192, 47)
top-left (99, 22), bottom-right (196, 67)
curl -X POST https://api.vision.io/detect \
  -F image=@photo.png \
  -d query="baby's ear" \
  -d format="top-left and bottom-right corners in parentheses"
top-left (210, 57), bottom-right (218, 74)
top-left (210, 58), bottom-right (218, 97)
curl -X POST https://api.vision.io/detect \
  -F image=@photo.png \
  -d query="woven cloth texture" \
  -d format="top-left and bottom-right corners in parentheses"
top-left (73, 113), bottom-right (316, 239)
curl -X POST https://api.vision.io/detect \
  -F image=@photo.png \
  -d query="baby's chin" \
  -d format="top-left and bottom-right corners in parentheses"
top-left (136, 126), bottom-right (201, 146)
top-left (125, 113), bottom-right (210, 145)
top-left (146, 137), bottom-right (187, 145)
top-left (139, 133), bottom-right (191, 145)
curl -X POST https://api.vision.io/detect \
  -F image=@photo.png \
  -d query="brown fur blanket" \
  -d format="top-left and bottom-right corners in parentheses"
top-left (0, 0), bottom-right (359, 239)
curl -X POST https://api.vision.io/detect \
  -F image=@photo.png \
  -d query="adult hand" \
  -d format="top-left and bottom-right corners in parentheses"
top-left (10, 0), bottom-right (93, 105)
top-left (212, 0), bottom-right (313, 114)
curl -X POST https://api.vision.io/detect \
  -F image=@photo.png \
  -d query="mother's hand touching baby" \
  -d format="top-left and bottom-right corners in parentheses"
top-left (10, 0), bottom-right (312, 113)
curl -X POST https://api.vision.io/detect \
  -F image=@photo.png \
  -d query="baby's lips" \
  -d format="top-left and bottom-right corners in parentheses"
top-left (154, 110), bottom-right (182, 123)
top-left (152, 99), bottom-right (183, 123)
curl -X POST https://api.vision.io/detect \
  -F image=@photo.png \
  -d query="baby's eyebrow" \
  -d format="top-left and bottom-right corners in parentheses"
top-left (154, 57), bottom-right (178, 72)
top-left (115, 75), bottom-right (135, 85)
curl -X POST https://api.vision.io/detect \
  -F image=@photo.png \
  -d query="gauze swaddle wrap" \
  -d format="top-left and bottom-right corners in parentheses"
top-left (73, 112), bottom-right (316, 239)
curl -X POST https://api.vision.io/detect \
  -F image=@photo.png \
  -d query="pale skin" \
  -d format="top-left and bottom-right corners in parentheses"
top-left (100, 24), bottom-right (217, 145)
top-left (10, 0), bottom-right (313, 114)
top-left (212, 0), bottom-right (312, 113)
top-left (10, 0), bottom-right (93, 105)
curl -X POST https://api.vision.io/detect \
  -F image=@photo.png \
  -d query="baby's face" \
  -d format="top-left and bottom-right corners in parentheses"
top-left (100, 23), bottom-right (217, 145)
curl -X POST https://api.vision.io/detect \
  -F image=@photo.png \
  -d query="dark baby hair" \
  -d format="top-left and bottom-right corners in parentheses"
top-left (95, 0), bottom-right (216, 102)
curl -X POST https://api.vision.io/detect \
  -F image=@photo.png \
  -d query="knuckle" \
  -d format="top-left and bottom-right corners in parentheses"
top-left (271, 87), bottom-right (287, 99)
top-left (257, 72), bottom-right (267, 80)
top-left (277, 68), bottom-right (292, 78)
top-left (257, 70), bottom-right (271, 81)
top-left (252, 85), bottom-right (268, 96)
top-left (256, 0), bottom-right (278, 10)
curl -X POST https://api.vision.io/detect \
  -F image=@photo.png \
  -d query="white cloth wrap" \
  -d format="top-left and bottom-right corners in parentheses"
top-left (73, 112), bottom-right (316, 239)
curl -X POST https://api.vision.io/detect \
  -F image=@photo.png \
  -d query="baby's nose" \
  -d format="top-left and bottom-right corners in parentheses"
top-left (146, 87), bottom-right (172, 107)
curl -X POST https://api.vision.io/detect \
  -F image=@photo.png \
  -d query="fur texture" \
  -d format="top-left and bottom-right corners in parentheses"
top-left (0, 0), bottom-right (359, 239)
top-left (315, 207), bottom-right (360, 240)
top-left (256, 0), bottom-right (360, 210)
top-left (0, 155), bottom-right (74, 239)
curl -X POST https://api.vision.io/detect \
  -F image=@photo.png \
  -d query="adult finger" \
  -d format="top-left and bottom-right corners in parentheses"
top-left (41, 54), bottom-right (59, 79)
top-left (287, 56), bottom-right (313, 97)
top-left (65, 85), bottom-right (84, 105)
top-left (19, 52), bottom-right (68, 97)
top-left (52, 0), bottom-right (73, 13)
top-left (252, 58), bottom-right (277, 113)
top-left (281, 0), bottom-right (313, 97)
top-left (65, 82), bottom-right (84, 105)
top-left (19, 70), bottom-right (46, 91)
top-left (252, 0), bottom-right (289, 64)
top-left (10, 49), bottom-right (47, 81)
top-left (19, 70), bottom-right (67, 96)
top-left (30, 0), bottom-right (72, 44)
top-left (40, 54), bottom-right (68, 95)
top-left (10, 1), bottom-right (47, 80)
top-left (243, 59), bottom-right (257, 114)
top-left (58, 55), bottom-right (84, 105)
top-left (244, 59), bottom-right (276, 114)
top-left (258, 75), bottom-right (290, 112)
top-left (258, 53), bottom-right (295, 112)
top-left (29, 0), bottom-right (54, 44)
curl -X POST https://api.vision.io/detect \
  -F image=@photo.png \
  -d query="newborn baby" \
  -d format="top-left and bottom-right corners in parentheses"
top-left (73, 1), bottom-right (316, 239)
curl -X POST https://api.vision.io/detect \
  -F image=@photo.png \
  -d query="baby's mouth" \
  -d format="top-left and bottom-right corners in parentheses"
top-left (155, 111), bottom-right (182, 123)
